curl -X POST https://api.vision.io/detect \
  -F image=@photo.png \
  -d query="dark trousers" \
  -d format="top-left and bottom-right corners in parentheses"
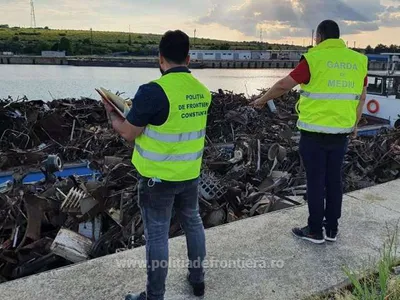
top-left (299, 133), bottom-right (349, 235)
top-left (138, 177), bottom-right (206, 300)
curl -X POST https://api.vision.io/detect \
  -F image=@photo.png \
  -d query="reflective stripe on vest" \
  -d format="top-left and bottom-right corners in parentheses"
top-left (300, 90), bottom-right (361, 100)
top-left (143, 128), bottom-right (206, 143)
top-left (135, 144), bottom-right (203, 162)
top-left (297, 120), bottom-right (353, 134)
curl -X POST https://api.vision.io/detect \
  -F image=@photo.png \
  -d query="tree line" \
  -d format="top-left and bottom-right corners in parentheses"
top-left (365, 44), bottom-right (400, 54)
top-left (0, 36), bottom-right (288, 56)
top-left (0, 36), bottom-right (160, 56)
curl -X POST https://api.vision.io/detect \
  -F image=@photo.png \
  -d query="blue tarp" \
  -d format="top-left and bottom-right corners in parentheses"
top-left (0, 163), bottom-right (99, 185)
top-left (367, 54), bottom-right (389, 62)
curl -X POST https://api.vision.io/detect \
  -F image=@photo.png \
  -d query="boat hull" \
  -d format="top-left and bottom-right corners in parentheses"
top-left (364, 94), bottom-right (400, 127)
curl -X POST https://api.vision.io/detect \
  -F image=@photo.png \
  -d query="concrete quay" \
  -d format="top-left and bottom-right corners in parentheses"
top-left (0, 179), bottom-right (399, 300)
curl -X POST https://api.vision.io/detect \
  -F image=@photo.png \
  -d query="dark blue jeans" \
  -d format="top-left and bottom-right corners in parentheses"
top-left (137, 177), bottom-right (206, 300)
top-left (299, 133), bottom-right (349, 235)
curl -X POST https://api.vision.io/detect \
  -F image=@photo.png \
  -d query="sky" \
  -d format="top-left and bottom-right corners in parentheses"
top-left (1, 0), bottom-right (400, 47)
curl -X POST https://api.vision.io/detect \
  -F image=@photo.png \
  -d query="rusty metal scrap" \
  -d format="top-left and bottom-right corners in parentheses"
top-left (1, 92), bottom-right (400, 283)
top-left (0, 97), bottom-right (131, 170)
top-left (206, 90), bottom-right (400, 192)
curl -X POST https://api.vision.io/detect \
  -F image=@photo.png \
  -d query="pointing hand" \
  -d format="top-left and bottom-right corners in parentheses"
top-left (250, 97), bottom-right (266, 109)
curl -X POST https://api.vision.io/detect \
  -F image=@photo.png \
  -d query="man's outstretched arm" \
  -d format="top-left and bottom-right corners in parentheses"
top-left (250, 59), bottom-right (309, 109)
top-left (250, 75), bottom-right (299, 109)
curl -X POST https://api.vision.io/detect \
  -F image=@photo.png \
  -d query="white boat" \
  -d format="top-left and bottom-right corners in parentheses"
top-left (362, 58), bottom-right (400, 129)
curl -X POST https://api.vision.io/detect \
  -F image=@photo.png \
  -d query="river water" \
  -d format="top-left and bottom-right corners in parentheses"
top-left (0, 65), bottom-right (291, 101)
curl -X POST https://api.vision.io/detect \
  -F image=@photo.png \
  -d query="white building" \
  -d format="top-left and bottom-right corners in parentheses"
top-left (1, 52), bottom-right (13, 56)
top-left (190, 50), bottom-right (251, 61)
top-left (251, 51), bottom-right (271, 60)
top-left (269, 50), bottom-right (303, 60)
top-left (41, 51), bottom-right (66, 57)
top-left (190, 49), bottom-right (303, 61)
top-left (238, 52), bottom-right (251, 60)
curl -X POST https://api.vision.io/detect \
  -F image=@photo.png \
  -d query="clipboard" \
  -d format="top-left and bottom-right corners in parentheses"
top-left (95, 88), bottom-right (126, 119)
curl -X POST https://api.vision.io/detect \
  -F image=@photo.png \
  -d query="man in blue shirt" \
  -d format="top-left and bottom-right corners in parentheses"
top-left (104, 30), bottom-right (208, 300)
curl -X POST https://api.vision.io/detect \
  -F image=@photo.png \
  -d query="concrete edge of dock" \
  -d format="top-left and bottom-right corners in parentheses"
top-left (0, 179), bottom-right (399, 300)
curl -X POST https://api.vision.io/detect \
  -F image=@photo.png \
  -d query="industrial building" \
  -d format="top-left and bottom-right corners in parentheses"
top-left (189, 50), bottom-right (304, 61)
top-left (189, 50), bottom-right (252, 60)
top-left (41, 51), bottom-right (66, 57)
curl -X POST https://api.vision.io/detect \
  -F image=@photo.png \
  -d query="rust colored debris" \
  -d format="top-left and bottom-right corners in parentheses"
top-left (0, 91), bottom-right (400, 283)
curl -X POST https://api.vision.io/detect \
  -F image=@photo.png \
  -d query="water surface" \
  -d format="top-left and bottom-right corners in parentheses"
top-left (0, 65), bottom-right (291, 101)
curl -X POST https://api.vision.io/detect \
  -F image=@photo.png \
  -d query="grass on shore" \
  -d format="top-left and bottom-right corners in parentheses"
top-left (308, 223), bottom-right (399, 300)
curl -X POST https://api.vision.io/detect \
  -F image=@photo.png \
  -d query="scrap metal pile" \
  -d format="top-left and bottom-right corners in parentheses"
top-left (1, 92), bottom-right (400, 283)
top-left (0, 97), bottom-right (131, 170)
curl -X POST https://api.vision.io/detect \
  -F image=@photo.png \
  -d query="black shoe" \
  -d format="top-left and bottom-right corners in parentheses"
top-left (187, 273), bottom-right (205, 297)
top-left (125, 292), bottom-right (147, 300)
top-left (292, 226), bottom-right (325, 244)
top-left (322, 220), bottom-right (339, 242)
top-left (325, 229), bottom-right (339, 242)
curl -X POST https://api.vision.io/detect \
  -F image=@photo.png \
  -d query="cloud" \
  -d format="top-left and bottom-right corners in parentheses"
top-left (198, 0), bottom-right (390, 39)
top-left (0, 0), bottom-right (398, 45)
top-left (379, 5), bottom-right (400, 27)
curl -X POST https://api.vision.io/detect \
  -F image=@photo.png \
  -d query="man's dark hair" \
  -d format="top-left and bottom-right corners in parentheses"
top-left (317, 20), bottom-right (340, 40)
top-left (159, 30), bottom-right (190, 64)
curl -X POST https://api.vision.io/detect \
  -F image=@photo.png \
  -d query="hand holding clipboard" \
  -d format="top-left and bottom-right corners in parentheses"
top-left (95, 87), bottom-right (129, 119)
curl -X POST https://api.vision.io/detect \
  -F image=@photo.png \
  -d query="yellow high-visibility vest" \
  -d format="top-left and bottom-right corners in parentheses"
top-left (297, 39), bottom-right (368, 134)
top-left (132, 72), bottom-right (211, 181)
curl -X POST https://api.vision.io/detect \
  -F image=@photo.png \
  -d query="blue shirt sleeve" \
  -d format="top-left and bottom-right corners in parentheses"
top-left (126, 82), bottom-right (169, 127)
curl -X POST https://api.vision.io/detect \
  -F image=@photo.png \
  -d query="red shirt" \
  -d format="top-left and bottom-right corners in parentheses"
top-left (290, 59), bottom-right (368, 86)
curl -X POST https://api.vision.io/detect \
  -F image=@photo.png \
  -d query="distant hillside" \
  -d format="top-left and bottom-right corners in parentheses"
top-left (0, 26), bottom-right (304, 56)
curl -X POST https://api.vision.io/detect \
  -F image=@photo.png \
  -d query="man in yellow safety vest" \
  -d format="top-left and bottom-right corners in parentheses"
top-left (251, 20), bottom-right (368, 244)
top-left (104, 30), bottom-right (211, 300)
